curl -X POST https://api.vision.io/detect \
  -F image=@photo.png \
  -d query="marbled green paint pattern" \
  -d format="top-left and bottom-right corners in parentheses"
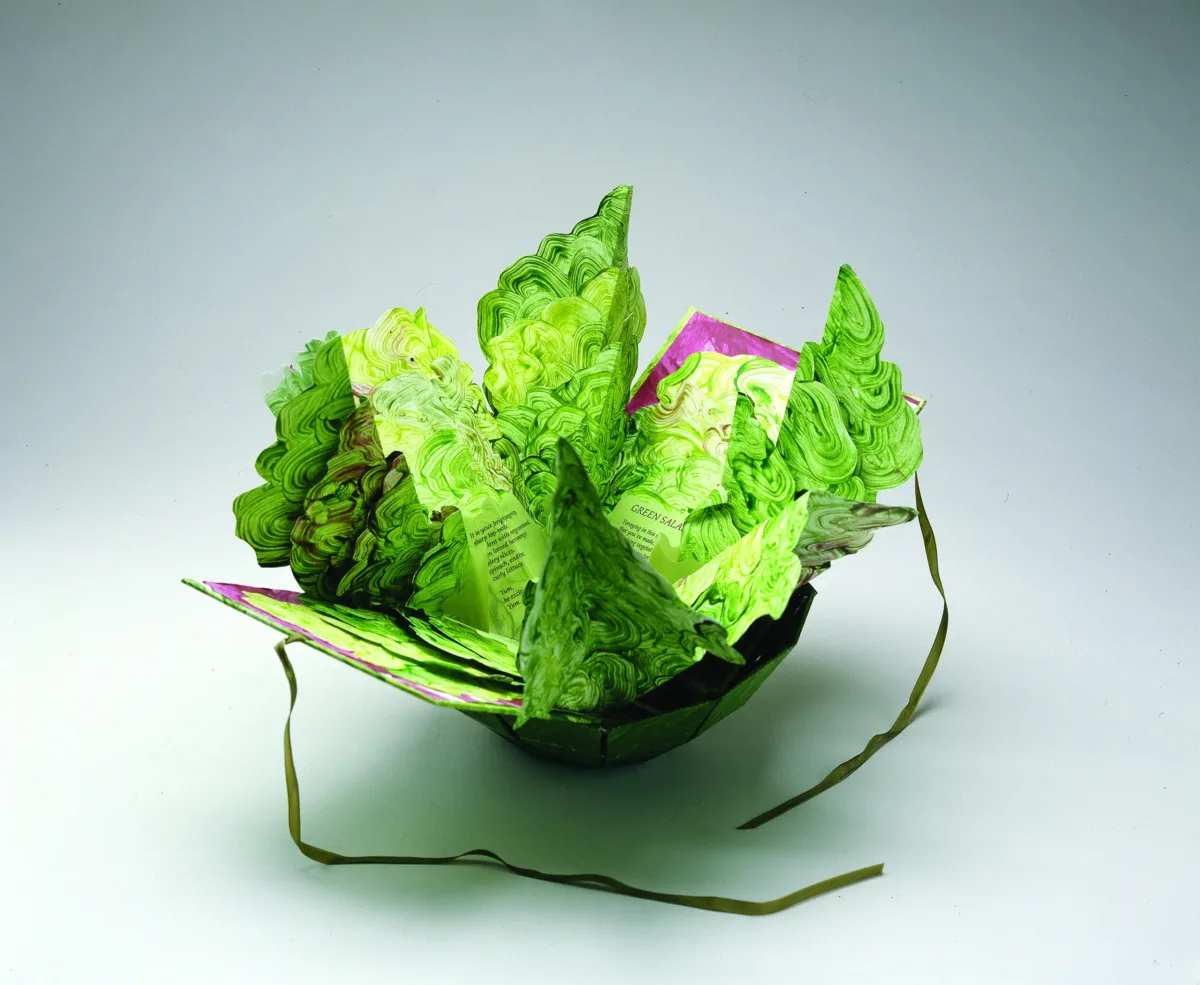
top-left (223, 189), bottom-right (925, 722)
top-left (234, 335), bottom-right (356, 566)
top-left (516, 440), bottom-right (742, 726)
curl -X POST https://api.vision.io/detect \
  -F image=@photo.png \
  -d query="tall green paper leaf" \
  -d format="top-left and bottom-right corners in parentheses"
top-left (478, 186), bottom-right (646, 522)
top-left (288, 402), bottom-right (391, 600)
top-left (234, 335), bottom-right (356, 566)
top-left (516, 440), bottom-right (742, 726)
top-left (778, 266), bottom-right (922, 502)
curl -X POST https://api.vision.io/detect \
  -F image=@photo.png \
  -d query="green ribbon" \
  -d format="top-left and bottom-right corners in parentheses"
top-left (737, 472), bottom-right (949, 829)
top-left (270, 472), bottom-right (946, 912)
top-left (275, 636), bottom-right (882, 914)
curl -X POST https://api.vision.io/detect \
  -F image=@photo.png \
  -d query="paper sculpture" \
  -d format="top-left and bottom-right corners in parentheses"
top-left (186, 186), bottom-right (947, 913)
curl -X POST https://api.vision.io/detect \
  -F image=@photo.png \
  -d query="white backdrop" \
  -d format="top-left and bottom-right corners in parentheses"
top-left (2, 1), bottom-right (1197, 982)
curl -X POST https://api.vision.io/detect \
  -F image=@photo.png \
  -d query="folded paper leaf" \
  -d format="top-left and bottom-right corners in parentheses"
top-left (288, 401), bottom-right (392, 601)
top-left (778, 265), bottom-right (923, 502)
top-left (607, 351), bottom-right (793, 516)
top-left (341, 307), bottom-right (458, 397)
top-left (675, 489), bottom-right (916, 644)
top-left (675, 493), bottom-right (812, 644)
top-left (224, 187), bottom-right (928, 739)
top-left (794, 489), bottom-right (917, 568)
top-left (626, 308), bottom-right (801, 413)
top-left (185, 580), bottom-right (526, 710)
top-left (674, 389), bottom-right (797, 568)
top-left (480, 186), bottom-right (646, 525)
top-left (331, 461), bottom-right (435, 609)
top-left (234, 335), bottom-right (357, 566)
top-left (372, 353), bottom-right (511, 515)
top-left (192, 185), bottom-right (951, 917)
top-left (263, 330), bottom-right (341, 416)
top-left (407, 509), bottom-right (471, 613)
top-left (516, 440), bottom-right (742, 726)
top-left (477, 185), bottom-right (635, 354)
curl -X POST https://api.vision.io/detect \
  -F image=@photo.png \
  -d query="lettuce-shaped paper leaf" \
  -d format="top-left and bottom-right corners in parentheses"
top-left (478, 186), bottom-right (646, 523)
top-left (493, 338), bottom-right (640, 525)
top-left (516, 440), bottom-right (742, 727)
top-left (675, 493), bottom-right (812, 644)
top-left (301, 597), bottom-right (519, 685)
top-left (676, 388), bottom-right (797, 567)
top-left (288, 401), bottom-right (390, 599)
top-left (234, 335), bottom-right (356, 566)
top-left (372, 354), bottom-right (512, 516)
top-left (482, 268), bottom-right (637, 411)
top-left (262, 330), bottom-right (341, 417)
top-left (778, 266), bottom-right (922, 501)
top-left (675, 489), bottom-right (916, 644)
top-left (793, 489), bottom-right (916, 569)
top-left (341, 307), bottom-right (458, 397)
top-left (407, 508), bottom-right (471, 613)
top-left (478, 185), bottom-right (634, 354)
top-left (405, 609), bottom-right (521, 678)
top-left (607, 352), bottom-right (794, 522)
top-left (331, 457), bottom-right (437, 608)
top-left (372, 353), bottom-right (554, 636)
top-left (606, 351), bottom-right (755, 515)
top-left (774, 357), bottom-right (860, 495)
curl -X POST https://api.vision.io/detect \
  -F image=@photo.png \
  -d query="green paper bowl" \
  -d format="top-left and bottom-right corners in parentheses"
top-left (462, 584), bottom-right (816, 768)
top-left (184, 577), bottom-right (815, 770)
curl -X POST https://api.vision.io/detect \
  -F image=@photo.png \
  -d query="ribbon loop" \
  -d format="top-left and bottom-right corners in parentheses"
top-left (274, 635), bottom-right (882, 914)
top-left (737, 473), bottom-right (948, 829)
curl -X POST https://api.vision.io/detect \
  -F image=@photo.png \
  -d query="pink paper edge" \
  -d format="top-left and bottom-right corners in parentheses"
top-left (624, 310), bottom-right (925, 414)
top-left (625, 312), bottom-right (800, 413)
top-left (201, 580), bottom-right (521, 708)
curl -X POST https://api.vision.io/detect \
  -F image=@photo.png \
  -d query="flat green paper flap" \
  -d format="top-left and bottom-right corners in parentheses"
top-left (405, 609), bottom-right (521, 678)
top-left (183, 579), bottom-right (524, 714)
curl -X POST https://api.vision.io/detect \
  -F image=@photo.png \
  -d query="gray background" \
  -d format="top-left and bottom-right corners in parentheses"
top-left (2, 1), bottom-right (1197, 982)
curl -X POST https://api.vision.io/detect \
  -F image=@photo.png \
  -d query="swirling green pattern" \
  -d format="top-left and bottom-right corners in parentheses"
top-left (242, 591), bottom-right (523, 706)
top-left (775, 355), bottom-right (859, 494)
top-left (779, 266), bottom-right (922, 501)
top-left (720, 392), bottom-right (798, 535)
top-left (224, 187), bottom-right (928, 726)
top-left (478, 187), bottom-right (646, 522)
top-left (302, 598), bottom-right (520, 686)
top-left (477, 185), bottom-right (635, 352)
top-left (407, 509), bottom-right (471, 614)
top-left (332, 460), bottom-right (436, 608)
top-left (683, 369), bottom-right (831, 564)
top-left (675, 494), bottom-right (811, 644)
top-left (483, 269), bottom-right (630, 409)
top-left (494, 338), bottom-right (640, 524)
top-left (734, 356), bottom-right (793, 440)
top-left (372, 354), bottom-right (512, 516)
top-left (341, 307), bottom-right (458, 396)
top-left (516, 440), bottom-right (742, 726)
top-left (675, 488), bottom-right (916, 644)
top-left (606, 352), bottom-right (792, 516)
top-left (676, 500), bottom-right (741, 567)
top-left (263, 330), bottom-right (340, 416)
top-left (288, 402), bottom-right (389, 600)
top-left (405, 610), bottom-right (521, 678)
top-left (793, 489), bottom-right (916, 569)
top-left (649, 358), bottom-right (795, 568)
top-left (234, 335), bottom-right (356, 566)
